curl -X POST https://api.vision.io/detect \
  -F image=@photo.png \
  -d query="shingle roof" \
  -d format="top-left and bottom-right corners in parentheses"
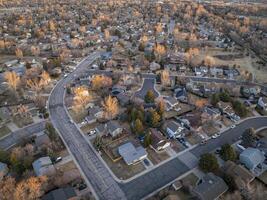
top-left (240, 147), bottom-right (265, 170)
top-left (107, 121), bottom-right (121, 133)
top-left (118, 142), bottom-right (147, 165)
top-left (193, 173), bottom-right (228, 200)
top-left (42, 187), bottom-right (76, 200)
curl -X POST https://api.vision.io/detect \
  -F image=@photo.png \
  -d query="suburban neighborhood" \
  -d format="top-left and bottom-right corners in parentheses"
top-left (0, 0), bottom-right (267, 200)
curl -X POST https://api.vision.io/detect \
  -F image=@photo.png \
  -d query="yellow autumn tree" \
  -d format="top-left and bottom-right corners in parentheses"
top-left (161, 69), bottom-right (170, 86)
top-left (72, 86), bottom-right (92, 113)
top-left (4, 71), bottom-right (20, 91)
top-left (91, 75), bottom-right (112, 90)
top-left (102, 95), bottom-right (119, 120)
top-left (15, 48), bottom-right (23, 59)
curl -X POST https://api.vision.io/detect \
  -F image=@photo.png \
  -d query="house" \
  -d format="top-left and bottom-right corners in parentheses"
top-left (34, 132), bottom-right (51, 150)
top-left (95, 124), bottom-right (105, 135)
top-left (149, 128), bottom-right (170, 152)
top-left (174, 87), bottom-right (187, 103)
top-left (194, 67), bottom-right (203, 76)
top-left (116, 93), bottom-right (131, 106)
top-left (42, 187), bottom-right (77, 200)
top-left (255, 137), bottom-right (267, 155)
top-left (258, 97), bottom-right (267, 111)
top-left (106, 121), bottom-right (123, 137)
top-left (165, 121), bottom-right (184, 138)
top-left (0, 162), bottom-right (8, 180)
top-left (149, 62), bottom-right (161, 71)
top-left (164, 97), bottom-right (180, 111)
top-left (85, 115), bottom-right (97, 124)
top-left (32, 156), bottom-right (56, 177)
top-left (202, 106), bottom-right (221, 121)
top-left (210, 68), bottom-right (223, 77)
top-left (88, 106), bottom-right (103, 119)
top-left (222, 160), bottom-right (255, 190)
top-left (239, 147), bottom-right (265, 173)
top-left (118, 142), bottom-right (147, 165)
top-left (192, 173), bottom-right (228, 200)
top-left (217, 101), bottom-right (240, 121)
top-left (242, 86), bottom-right (261, 97)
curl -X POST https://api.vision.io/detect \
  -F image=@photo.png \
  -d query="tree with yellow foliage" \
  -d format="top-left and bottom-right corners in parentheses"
top-left (204, 55), bottom-right (215, 67)
top-left (4, 71), bottom-right (20, 91)
top-left (161, 69), bottom-right (170, 86)
top-left (30, 46), bottom-right (40, 57)
top-left (15, 48), bottom-right (23, 59)
top-left (102, 95), bottom-right (119, 120)
top-left (91, 75), bottom-right (112, 90)
top-left (72, 86), bottom-right (92, 113)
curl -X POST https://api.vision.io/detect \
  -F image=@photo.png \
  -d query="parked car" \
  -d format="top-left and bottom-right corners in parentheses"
top-left (231, 125), bottom-right (236, 129)
top-left (88, 129), bottom-right (96, 136)
top-left (143, 159), bottom-right (150, 166)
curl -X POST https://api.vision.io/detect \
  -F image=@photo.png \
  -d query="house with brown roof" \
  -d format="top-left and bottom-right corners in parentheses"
top-left (222, 160), bottom-right (255, 190)
top-left (149, 128), bottom-right (170, 152)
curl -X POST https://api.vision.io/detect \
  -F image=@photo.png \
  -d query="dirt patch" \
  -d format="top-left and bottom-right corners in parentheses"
top-left (147, 147), bottom-right (170, 165)
top-left (101, 152), bottom-right (145, 180)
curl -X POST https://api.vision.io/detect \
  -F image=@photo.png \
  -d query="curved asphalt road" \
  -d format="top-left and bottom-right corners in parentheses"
top-left (48, 52), bottom-right (267, 200)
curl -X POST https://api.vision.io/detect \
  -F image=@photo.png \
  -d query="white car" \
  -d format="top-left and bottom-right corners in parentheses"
top-left (230, 125), bottom-right (236, 129)
top-left (211, 133), bottom-right (220, 139)
top-left (88, 129), bottom-right (96, 136)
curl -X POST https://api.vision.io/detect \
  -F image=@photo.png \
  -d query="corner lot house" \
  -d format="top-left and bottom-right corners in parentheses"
top-left (118, 142), bottom-right (147, 165)
top-left (106, 121), bottom-right (123, 137)
top-left (239, 147), bottom-right (265, 173)
top-left (149, 128), bottom-right (170, 152)
top-left (192, 173), bottom-right (228, 200)
top-left (32, 156), bottom-right (56, 177)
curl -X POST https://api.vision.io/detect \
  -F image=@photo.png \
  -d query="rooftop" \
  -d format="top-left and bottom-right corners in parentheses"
top-left (118, 142), bottom-right (147, 165)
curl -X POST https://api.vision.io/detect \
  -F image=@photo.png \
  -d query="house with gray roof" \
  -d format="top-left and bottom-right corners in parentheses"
top-left (192, 173), bottom-right (228, 200)
top-left (106, 121), bottom-right (123, 137)
top-left (32, 156), bottom-right (56, 177)
top-left (239, 147), bottom-right (266, 174)
top-left (165, 121), bottom-right (184, 138)
top-left (118, 142), bottom-right (147, 165)
top-left (42, 187), bottom-right (77, 200)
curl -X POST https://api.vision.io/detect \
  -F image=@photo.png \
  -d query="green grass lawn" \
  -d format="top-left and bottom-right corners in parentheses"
top-left (0, 126), bottom-right (11, 138)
